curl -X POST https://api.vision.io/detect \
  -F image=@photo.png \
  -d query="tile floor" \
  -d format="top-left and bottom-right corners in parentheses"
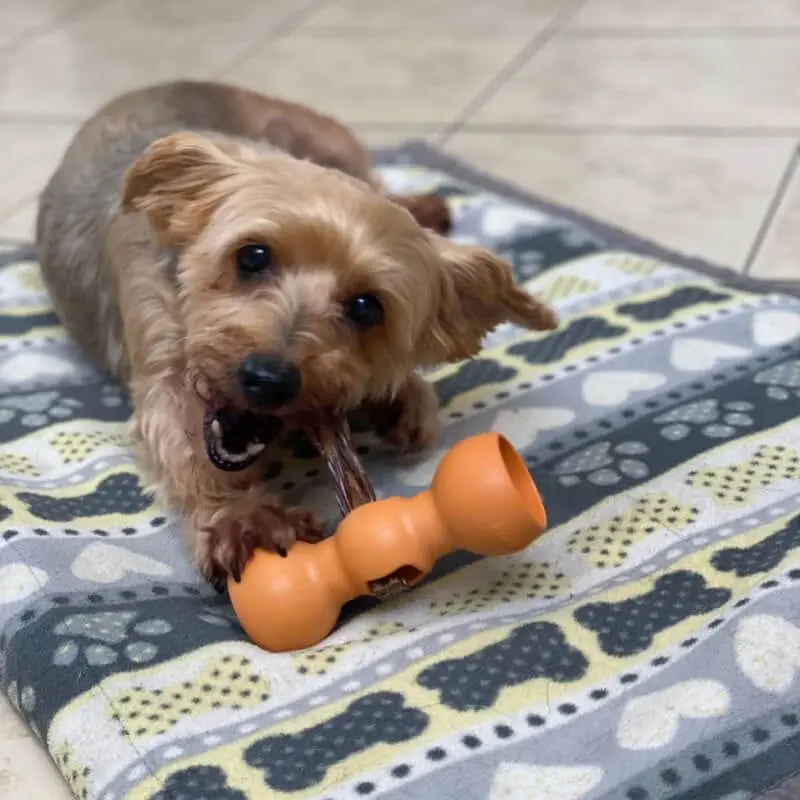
top-left (1, 0), bottom-right (799, 795)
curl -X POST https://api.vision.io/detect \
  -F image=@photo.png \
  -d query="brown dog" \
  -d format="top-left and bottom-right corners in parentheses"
top-left (36, 80), bottom-right (557, 588)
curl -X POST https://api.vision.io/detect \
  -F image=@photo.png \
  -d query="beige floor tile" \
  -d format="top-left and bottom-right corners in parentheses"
top-left (0, 0), bottom-right (308, 116)
top-left (0, 121), bottom-right (76, 220)
top-left (356, 127), bottom-right (438, 148)
top-left (474, 37), bottom-right (800, 127)
top-left (0, 202), bottom-right (36, 241)
top-left (750, 163), bottom-right (800, 280)
top-left (301, 0), bottom-right (560, 33)
top-left (0, 0), bottom-right (101, 51)
top-left (444, 132), bottom-right (795, 267)
top-left (570, 0), bottom-right (800, 29)
top-left (0, 697), bottom-right (71, 799)
top-left (225, 35), bottom-right (528, 125)
top-left (0, 127), bottom-right (432, 242)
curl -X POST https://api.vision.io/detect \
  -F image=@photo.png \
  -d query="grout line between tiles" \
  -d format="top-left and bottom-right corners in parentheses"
top-left (266, 27), bottom-right (555, 37)
top-left (430, 124), bottom-right (800, 138)
top-left (0, 0), bottom-right (114, 57)
top-left (431, 0), bottom-right (592, 147)
top-left (561, 26), bottom-right (800, 38)
top-left (344, 123), bottom-right (800, 139)
top-left (291, 25), bottom-right (800, 39)
top-left (742, 145), bottom-right (800, 275)
top-left (2, 119), bottom-right (800, 138)
top-left (214, 0), bottom-right (338, 78)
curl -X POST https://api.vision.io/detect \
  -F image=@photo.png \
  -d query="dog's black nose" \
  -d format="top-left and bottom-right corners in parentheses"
top-left (238, 354), bottom-right (301, 409)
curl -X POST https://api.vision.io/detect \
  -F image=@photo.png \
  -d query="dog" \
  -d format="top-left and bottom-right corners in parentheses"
top-left (36, 80), bottom-right (557, 589)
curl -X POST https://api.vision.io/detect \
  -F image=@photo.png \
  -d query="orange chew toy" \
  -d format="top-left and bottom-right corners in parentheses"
top-left (228, 432), bottom-right (547, 652)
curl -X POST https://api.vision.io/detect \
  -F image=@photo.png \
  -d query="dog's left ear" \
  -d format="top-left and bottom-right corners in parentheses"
top-left (419, 235), bottom-right (557, 364)
top-left (122, 132), bottom-right (237, 245)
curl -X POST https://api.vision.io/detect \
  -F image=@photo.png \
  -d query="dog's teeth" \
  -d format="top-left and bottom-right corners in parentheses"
top-left (217, 445), bottom-right (249, 462)
top-left (207, 413), bottom-right (265, 469)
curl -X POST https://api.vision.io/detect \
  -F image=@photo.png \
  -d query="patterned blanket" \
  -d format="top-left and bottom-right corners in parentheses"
top-left (1, 144), bottom-right (799, 800)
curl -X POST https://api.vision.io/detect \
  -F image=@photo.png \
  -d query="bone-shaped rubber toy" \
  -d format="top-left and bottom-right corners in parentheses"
top-left (228, 433), bottom-right (547, 652)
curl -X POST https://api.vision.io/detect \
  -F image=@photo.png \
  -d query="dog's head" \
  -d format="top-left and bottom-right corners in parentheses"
top-left (122, 132), bottom-right (556, 467)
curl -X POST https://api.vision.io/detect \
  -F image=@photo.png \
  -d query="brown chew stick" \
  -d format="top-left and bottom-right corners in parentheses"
top-left (306, 415), bottom-right (376, 518)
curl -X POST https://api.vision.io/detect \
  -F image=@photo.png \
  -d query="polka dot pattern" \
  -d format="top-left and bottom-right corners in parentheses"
top-left (568, 494), bottom-right (698, 568)
top-left (54, 744), bottom-right (91, 800)
top-left (293, 621), bottom-right (413, 676)
top-left (0, 451), bottom-right (39, 476)
top-left (51, 430), bottom-right (129, 463)
top-left (610, 256), bottom-right (660, 276)
top-left (687, 445), bottom-right (800, 506)
top-left (430, 561), bottom-right (569, 615)
top-left (110, 655), bottom-right (270, 741)
top-left (536, 275), bottom-right (598, 304)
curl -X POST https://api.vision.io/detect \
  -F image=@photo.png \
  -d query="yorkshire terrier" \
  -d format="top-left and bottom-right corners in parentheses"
top-left (36, 80), bottom-right (557, 588)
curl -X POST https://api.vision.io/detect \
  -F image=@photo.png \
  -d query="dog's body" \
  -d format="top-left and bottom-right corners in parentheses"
top-left (37, 80), bottom-right (556, 587)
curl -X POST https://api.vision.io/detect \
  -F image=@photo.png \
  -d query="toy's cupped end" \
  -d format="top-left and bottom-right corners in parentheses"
top-left (431, 432), bottom-right (548, 556)
top-left (497, 434), bottom-right (547, 532)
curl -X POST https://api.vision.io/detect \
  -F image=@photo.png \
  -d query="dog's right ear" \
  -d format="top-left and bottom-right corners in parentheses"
top-left (122, 132), bottom-right (236, 245)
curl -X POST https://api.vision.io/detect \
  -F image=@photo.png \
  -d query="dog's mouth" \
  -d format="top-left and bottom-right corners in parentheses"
top-left (202, 404), bottom-right (283, 472)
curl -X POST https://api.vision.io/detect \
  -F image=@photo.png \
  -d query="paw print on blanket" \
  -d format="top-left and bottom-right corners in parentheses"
top-left (556, 440), bottom-right (650, 488)
top-left (52, 611), bottom-right (172, 668)
top-left (0, 391), bottom-right (82, 428)
top-left (5, 680), bottom-right (38, 736)
top-left (430, 560), bottom-right (569, 615)
top-left (568, 494), bottom-right (699, 568)
top-left (655, 399), bottom-right (754, 442)
top-left (109, 654), bottom-right (270, 740)
top-left (754, 361), bottom-right (800, 401)
top-left (687, 445), bottom-right (800, 506)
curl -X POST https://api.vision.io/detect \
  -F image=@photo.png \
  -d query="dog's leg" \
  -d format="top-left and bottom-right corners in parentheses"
top-left (132, 376), bottom-right (323, 590)
top-left (364, 170), bottom-right (451, 235)
top-left (197, 489), bottom-right (322, 591)
top-left (362, 373), bottom-right (441, 454)
top-left (387, 193), bottom-right (452, 236)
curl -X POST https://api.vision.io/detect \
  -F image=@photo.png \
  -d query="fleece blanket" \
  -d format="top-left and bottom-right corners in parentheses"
top-left (0, 143), bottom-right (799, 800)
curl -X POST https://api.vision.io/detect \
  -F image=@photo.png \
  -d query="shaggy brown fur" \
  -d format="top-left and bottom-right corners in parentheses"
top-left (36, 80), bottom-right (557, 588)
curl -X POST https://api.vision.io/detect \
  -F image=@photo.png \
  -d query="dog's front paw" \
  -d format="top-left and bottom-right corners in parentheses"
top-left (366, 375), bottom-right (440, 455)
top-left (201, 504), bottom-right (324, 591)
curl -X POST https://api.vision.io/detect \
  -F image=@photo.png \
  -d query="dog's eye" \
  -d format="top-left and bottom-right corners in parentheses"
top-left (344, 293), bottom-right (384, 328)
top-left (235, 244), bottom-right (273, 277)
